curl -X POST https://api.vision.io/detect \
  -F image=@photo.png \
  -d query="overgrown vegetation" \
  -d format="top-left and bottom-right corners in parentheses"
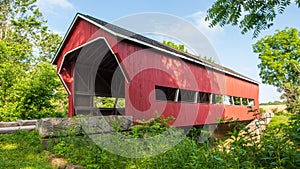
top-left (45, 112), bottom-right (300, 169)
top-left (0, 111), bottom-right (298, 168)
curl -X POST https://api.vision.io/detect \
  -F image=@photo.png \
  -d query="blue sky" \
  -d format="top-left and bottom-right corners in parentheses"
top-left (37, 0), bottom-right (300, 103)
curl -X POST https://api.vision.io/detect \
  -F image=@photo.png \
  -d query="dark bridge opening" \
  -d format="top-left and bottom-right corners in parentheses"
top-left (72, 38), bottom-right (126, 116)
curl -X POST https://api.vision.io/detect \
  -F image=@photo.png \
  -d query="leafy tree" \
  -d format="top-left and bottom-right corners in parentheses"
top-left (253, 28), bottom-right (300, 112)
top-left (0, 40), bottom-right (32, 121)
top-left (0, 41), bottom-right (29, 95)
top-left (4, 62), bottom-right (66, 120)
top-left (0, 0), bottom-right (67, 121)
top-left (0, 0), bottom-right (60, 62)
top-left (206, 0), bottom-right (300, 38)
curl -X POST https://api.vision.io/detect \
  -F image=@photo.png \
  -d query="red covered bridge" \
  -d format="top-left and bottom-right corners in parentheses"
top-left (52, 13), bottom-right (259, 127)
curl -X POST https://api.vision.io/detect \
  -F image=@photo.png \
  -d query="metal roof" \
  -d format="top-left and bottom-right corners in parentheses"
top-left (53, 13), bottom-right (259, 85)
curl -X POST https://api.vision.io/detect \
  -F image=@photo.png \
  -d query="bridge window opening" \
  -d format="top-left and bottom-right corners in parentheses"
top-left (233, 96), bottom-right (241, 105)
top-left (242, 98), bottom-right (248, 106)
top-left (198, 92), bottom-right (210, 104)
top-left (223, 95), bottom-right (232, 105)
top-left (212, 94), bottom-right (223, 104)
top-left (178, 89), bottom-right (196, 103)
top-left (155, 86), bottom-right (177, 101)
top-left (248, 99), bottom-right (255, 106)
top-left (154, 85), bottom-right (256, 108)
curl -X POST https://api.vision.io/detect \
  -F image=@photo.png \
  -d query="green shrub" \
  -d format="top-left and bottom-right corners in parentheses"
top-left (47, 112), bottom-right (299, 169)
top-left (130, 115), bottom-right (174, 138)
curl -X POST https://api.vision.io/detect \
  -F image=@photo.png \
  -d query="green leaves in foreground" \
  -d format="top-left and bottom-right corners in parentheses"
top-left (46, 113), bottom-right (299, 168)
top-left (206, 0), bottom-right (300, 38)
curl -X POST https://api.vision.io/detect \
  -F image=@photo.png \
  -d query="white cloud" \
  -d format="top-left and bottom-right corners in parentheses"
top-left (185, 11), bottom-right (224, 35)
top-left (37, 0), bottom-right (74, 9)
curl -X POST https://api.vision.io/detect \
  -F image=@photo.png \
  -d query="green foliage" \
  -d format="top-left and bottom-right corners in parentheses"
top-left (162, 40), bottom-right (188, 52)
top-left (0, 41), bottom-right (67, 121)
top-left (0, 1), bottom-right (67, 121)
top-left (94, 97), bottom-right (125, 108)
top-left (0, 115), bottom-right (297, 168)
top-left (0, 0), bottom-right (61, 62)
top-left (260, 108), bottom-right (267, 114)
top-left (46, 112), bottom-right (299, 168)
top-left (0, 41), bottom-right (29, 93)
top-left (130, 115), bottom-right (174, 138)
top-left (233, 97), bottom-right (241, 105)
top-left (255, 112), bottom-right (299, 168)
top-left (5, 62), bottom-right (66, 120)
top-left (0, 130), bottom-right (53, 169)
top-left (48, 127), bottom-right (129, 169)
top-left (95, 97), bottom-right (115, 108)
top-left (206, 0), bottom-right (300, 38)
top-left (253, 28), bottom-right (300, 88)
top-left (253, 28), bottom-right (300, 112)
top-left (241, 98), bottom-right (248, 105)
top-left (0, 112), bottom-right (295, 169)
top-left (281, 82), bottom-right (300, 113)
top-left (267, 112), bottom-right (292, 128)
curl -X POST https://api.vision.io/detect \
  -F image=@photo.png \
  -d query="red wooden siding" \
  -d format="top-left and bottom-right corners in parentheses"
top-left (225, 75), bottom-right (259, 120)
top-left (54, 15), bottom-right (259, 126)
top-left (117, 41), bottom-right (258, 126)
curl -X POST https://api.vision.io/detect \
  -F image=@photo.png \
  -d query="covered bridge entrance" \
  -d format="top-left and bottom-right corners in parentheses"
top-left (59, 38), bottom-right (127, 116)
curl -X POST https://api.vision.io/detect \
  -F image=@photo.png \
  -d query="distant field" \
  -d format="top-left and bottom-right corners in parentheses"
top-left (259, 104), bottom-right (287, 113)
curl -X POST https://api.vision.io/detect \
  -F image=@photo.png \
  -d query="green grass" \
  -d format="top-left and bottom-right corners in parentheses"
top-left (0, 130), bottom-right (53, 169)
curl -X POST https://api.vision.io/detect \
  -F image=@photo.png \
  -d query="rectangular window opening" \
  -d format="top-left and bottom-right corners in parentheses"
top-left (248, 99), bottom-right (255, 106)
top-left (178, 89), bottom-right (196, 103)
top-left (198, 92), bottom-right (210, 104)
top-left (213, 94), bottom-right (223, 104)
top-left (242, 98), bottom-right (248, 106)
top-left (233, 96), bottom-right (241, 105)
top-left (155, 86), bottom-right (177, 101)
top-left (223, 95), bottom-right (232, 105)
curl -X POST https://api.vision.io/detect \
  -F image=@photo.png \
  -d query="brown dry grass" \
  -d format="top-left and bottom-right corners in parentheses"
top-left (259, 104), bottom-right (287, 113)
